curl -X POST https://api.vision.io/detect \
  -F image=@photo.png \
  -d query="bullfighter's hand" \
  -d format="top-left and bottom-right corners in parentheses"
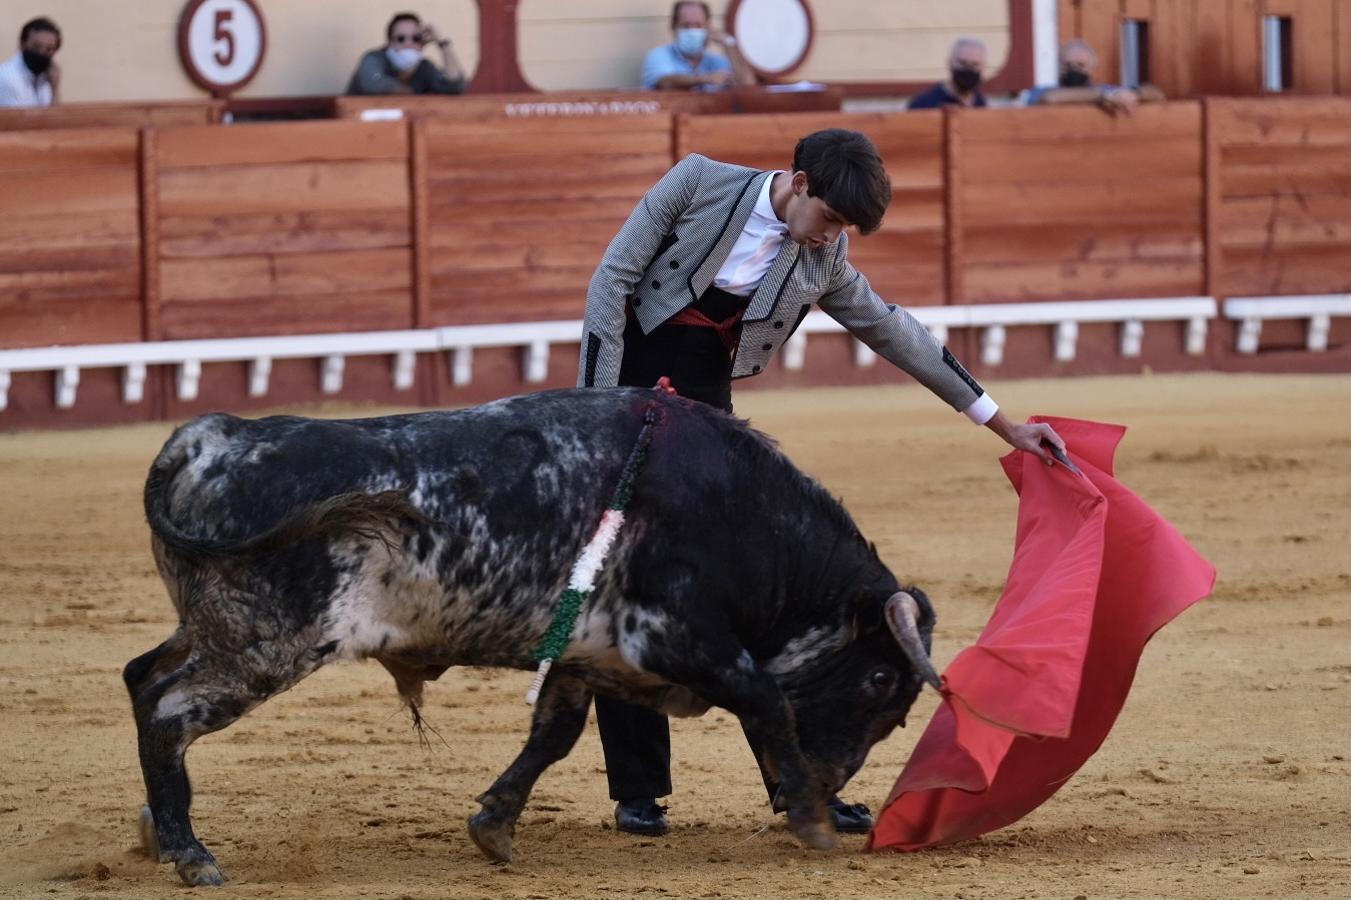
top-left (984, 411), bottom-right (1065, 464)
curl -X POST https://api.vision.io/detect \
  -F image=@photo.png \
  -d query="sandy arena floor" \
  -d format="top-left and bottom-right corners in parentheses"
top-left (0, 372), bottom-right (1347, 900)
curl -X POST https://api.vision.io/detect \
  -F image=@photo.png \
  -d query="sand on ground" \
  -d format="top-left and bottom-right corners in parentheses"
top-left (0, 372), bottom-right (1347, 899)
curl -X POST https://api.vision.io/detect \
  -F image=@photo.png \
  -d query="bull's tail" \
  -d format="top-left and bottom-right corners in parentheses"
top-left (144, 420), bottom-right (430, 563)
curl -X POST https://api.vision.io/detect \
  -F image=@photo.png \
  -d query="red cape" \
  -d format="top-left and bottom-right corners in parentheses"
top-left (869, 417), bottom-right (1216, 852)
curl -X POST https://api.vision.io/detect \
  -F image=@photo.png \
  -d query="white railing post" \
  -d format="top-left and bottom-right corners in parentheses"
top-left (176, 359), bottom-right (202, 401)
top-left (782, 332), bottom-right (807, 371)
top-left (1120, 319), bottom-right (1144, 357)
top-left (321, 355), bottom-right (345, 394)
top-left (1307, 313), bottom-right (1331, 352)
top-left (452, 346), bottom-right (473, 386)
top-left (393, 349), bottom-right (416, 390)
top-left (123, 362), bottom-right (147, 404)
top-left (248, 357), bottom-right (272, 398)
top-left (981, 325), bottom-right (1006, 367)
top-left (524, 339), bottom-right (550, 383)
top-left (55, 365), bottom-right (80, 409)
top-left (1054, 320), bottom-right (1079, 362)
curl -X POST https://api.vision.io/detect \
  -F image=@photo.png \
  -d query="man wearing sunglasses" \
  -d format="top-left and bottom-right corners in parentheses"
top-left (347, 11), bottom-right (466, 96)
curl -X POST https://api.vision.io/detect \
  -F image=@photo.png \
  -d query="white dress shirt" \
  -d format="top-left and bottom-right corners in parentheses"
top-left (0, 52), bottom-right (53, 107)
top-left (713, 171), bottom-right (789, 296)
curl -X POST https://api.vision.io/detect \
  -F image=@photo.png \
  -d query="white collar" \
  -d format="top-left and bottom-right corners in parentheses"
top-left (753, 171), bottom-right (789, 233)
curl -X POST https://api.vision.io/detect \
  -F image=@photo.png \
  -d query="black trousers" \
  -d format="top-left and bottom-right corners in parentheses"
top-left (597, 289), bottom-right (779, 804)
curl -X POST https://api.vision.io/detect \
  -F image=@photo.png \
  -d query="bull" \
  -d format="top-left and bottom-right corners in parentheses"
top-left (125, 387), bottom-right (941, 885)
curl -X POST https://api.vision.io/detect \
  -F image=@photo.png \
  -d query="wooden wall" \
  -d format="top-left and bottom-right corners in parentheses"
top-left (0, 128), bottom-right (144, 349)
top-left (152, 121), bottom-right (415, 339)
top-left (422, 113), bottom-right (674, 325)
top-left (1210, 97), bottom-right (1351, 296)
top-left (0, 101), bottom-right (221, 131)
top-left (0, 97), bottom-right (1347, 426)
top-left (1058, 0), bottom-right (1350, 97)
top-left (955, 103), bottom-right (1205, 302)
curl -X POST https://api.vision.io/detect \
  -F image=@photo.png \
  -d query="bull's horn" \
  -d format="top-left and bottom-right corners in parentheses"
top-left (884, 592), bottom-right (942, 691)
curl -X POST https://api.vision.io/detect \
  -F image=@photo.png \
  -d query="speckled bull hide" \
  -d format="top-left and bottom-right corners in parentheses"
top-left (124, 387), bottom-right (940, 886)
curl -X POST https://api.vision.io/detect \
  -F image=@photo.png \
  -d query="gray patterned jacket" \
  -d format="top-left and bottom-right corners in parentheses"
top-left (578, 153), bottom-right (985, 414)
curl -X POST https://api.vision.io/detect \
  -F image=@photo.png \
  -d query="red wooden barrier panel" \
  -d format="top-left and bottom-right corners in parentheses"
top-left (0, 100), bottom-right (221, 130)
top-left (421, 112), bottom-right (675, 325)
top-left (953, 102), bottom-right (1206, 304)
top-left (151, 120), bottom-right (415, 339)
top-left (675, 110), bottom-right (947, 307)
top-left (0, 127), bottom-right (143, 349)
top-left (1210, 97), bottom-right (1351, 297)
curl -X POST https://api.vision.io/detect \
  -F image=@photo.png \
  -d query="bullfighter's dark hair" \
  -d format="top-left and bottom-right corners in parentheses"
top-left (791, 129), bottom-right (892, 236)
top-left (386, 11), bottom-right (422, 42)
top-left (19, 16), bottom-right (60, 49)
top-left (670, 0), bottom-right (712, 28)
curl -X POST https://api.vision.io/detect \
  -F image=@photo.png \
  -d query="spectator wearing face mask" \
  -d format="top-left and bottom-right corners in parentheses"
top-left (0, 16), bottom-right (61, 108)
top-left (907, 37), bottom-right (988, 109)
top-left (641, 1), bottom-right (755, 91)
top-left (347, 11), bottom-right (465, 96)
top-left (1023, 39), bottom-right (1164, 115)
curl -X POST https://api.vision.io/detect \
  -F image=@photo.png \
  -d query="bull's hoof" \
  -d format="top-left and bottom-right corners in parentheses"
top-left (467, 811), bottom-right (514, 863)
top-left (137, 805), bottom-right (161, 861)
top-left (175, 847), bottom-right (226, 886)
top-left (790, 816), bottom-right (838, 851)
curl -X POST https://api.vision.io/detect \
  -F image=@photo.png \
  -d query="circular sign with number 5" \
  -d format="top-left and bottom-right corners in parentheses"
top-left (177, 0), bottom-right (267, 96)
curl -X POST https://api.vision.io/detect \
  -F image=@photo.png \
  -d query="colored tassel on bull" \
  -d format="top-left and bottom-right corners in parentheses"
top-left (525, 404), bottom-right (660, 704)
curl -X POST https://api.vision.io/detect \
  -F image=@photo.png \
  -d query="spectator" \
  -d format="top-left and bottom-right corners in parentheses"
top-left (908, 37), bottom-right (988, 109)
top-left (347, 12), bottom-right (465, 96)
top-left (0, 16), bottom-right (60, 108)
top-left (1023, 39), bottom-right (1164, 114)
top-left (642, 1), bottom-right (755, 91)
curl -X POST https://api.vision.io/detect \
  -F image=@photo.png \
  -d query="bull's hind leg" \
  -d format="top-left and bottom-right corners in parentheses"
top-left (468, 671), bottom-right (591, 863)
top-left (124, 629), bottom-right (330, 886)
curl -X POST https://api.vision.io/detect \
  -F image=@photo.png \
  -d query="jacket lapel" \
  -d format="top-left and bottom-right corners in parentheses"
top-left (744, 239), bottom-right (801, 322)
top-left (689, 170), bottom-right (773, 299)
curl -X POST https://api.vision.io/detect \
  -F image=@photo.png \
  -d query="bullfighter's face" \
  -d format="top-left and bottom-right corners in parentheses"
top-left (781, 171), bottom-right (851, 251)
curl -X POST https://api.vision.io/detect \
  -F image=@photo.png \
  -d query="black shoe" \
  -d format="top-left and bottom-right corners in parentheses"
top-left (827, 795), bottom-right (873, 834)
top-left (614, 799), bottom-right (669, 836)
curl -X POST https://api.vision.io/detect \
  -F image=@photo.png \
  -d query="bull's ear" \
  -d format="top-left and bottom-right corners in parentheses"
top-left (851, 594), bottom-right (886, 639)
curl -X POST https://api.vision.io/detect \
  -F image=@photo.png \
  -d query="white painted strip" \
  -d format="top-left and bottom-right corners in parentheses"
top-left (1224, 294), bottom-right (1351, 319)
top-left (0, 329), bottom-right (439, 372)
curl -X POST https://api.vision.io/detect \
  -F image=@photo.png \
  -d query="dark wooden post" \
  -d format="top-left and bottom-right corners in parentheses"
top-left (470, 0), bottom-right (533, 93)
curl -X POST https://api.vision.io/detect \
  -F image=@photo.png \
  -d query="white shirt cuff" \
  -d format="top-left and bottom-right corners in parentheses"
top-left (963, 392), bottom-right (998, 425)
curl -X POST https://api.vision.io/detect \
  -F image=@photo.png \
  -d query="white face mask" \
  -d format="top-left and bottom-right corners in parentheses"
top-left (386, 46), bottom-right (424, 71)
top-left (674, 28), bottom-right (707, 57)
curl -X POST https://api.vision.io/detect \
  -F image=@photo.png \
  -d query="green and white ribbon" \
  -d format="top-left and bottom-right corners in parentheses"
top-left (525, 407), bottom-right (658, 705)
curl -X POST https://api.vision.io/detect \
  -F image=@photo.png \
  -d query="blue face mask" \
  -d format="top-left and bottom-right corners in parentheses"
top-left (674, 28), bottom-right (707, 57)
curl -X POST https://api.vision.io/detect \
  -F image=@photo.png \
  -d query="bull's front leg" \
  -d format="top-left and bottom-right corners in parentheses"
top-left (646, 643), bottom-right (836, 851)
top-left (468, 671), bottom-right (591, 863)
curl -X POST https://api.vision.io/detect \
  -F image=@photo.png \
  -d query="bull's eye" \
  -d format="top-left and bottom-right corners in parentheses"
top-left (867, 667), bottom-right (895, 697)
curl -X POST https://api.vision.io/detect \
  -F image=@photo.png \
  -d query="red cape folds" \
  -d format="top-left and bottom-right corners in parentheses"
top-left (868, 417), bottom-right (1216, 852)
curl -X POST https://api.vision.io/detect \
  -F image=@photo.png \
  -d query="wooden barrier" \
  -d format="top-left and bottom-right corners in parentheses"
top-left (421, 112), bottom-right (675, 325)
top-left (0, 100), bottom-right (222, 130)
top-left (151, 119), bottom-right (416, 339)
top-left (334, 86), bottom-right (843, 122)
top-left (1209, 97), bottom-right (1351, 298)
top-left (1, 97), bottom-right (1347, 427)
top-left (675, 110), bottom-right (948, 307)
top-left (953, 102), bottom-right (1207, 304)
top-left (0, 127), bottom-right (144, 348)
